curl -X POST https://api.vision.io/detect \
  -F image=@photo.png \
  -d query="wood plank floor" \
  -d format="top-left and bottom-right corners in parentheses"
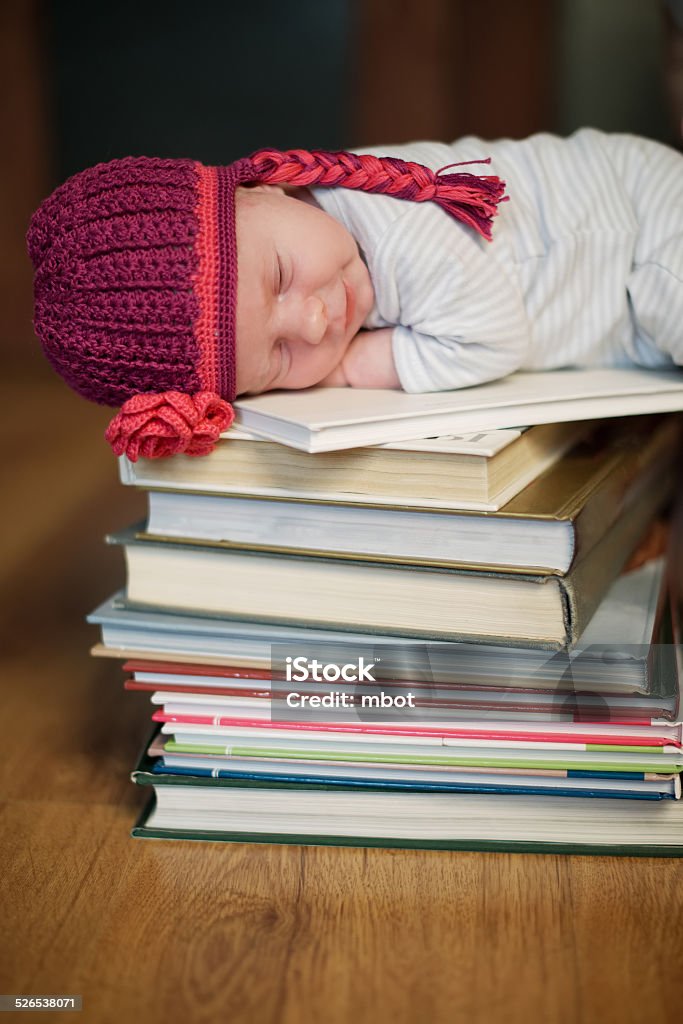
top-left (2, 379), bottom-right (683, 1024)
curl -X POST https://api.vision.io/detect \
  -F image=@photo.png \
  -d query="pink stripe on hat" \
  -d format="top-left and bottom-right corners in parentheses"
top-left (193, 162), bottom-right (219, 393)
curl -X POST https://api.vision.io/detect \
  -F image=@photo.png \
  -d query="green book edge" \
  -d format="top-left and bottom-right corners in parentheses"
top-left (130, 795), bottom-right (683, 857)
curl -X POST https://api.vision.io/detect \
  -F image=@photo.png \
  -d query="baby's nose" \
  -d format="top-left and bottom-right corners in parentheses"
top-left (298, 295), bottom-right (327, 346)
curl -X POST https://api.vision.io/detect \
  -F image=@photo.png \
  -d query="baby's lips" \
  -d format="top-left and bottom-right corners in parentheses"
top-left (343, 279), bottom-right (355, 331)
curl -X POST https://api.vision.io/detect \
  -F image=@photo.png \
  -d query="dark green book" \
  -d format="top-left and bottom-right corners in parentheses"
top-left (130, 750), bottom-right (683, 856)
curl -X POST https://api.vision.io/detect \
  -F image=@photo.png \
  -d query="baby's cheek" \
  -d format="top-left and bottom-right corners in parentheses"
top-left (281, 345), bottom-right (331, 389)
top-left (234, 333), bottom-right (270, 396)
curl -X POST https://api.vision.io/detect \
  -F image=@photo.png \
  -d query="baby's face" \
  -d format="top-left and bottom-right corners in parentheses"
top-left (234, 185), bottom-right (375, 395)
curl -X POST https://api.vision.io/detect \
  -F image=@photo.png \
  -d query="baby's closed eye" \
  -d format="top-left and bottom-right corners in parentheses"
top-left (268, 339), bottom-right (288, 387)
top-left (276, 254), bottom-right (291, 294)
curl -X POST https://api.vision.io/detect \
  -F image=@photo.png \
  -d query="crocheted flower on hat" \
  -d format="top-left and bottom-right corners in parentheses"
top-left (105, 391), bottom-right (234, 461)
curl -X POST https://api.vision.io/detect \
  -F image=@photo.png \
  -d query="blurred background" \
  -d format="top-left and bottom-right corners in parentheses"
top-left (4, 0), bottom-right (683, 375)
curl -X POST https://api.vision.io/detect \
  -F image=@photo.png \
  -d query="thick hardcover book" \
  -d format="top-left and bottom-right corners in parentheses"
top-left (126, 557), bottom-right (678, 718)
top-left (130, 751), bottom-right (683, 854)
top-left (232, 367), bottom-right (683, 452)
top-left (87, 554), bottom-right (674, 692)
top-left (119, 421), bottom-right (586, 513)
top-left (109, 452), bottom-right (674, 647)
top-left (141, 417), bottom-right (680, 573)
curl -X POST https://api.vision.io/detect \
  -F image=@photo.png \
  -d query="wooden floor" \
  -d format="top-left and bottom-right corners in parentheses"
top-left (2, 378), bottom-right (683, 1024)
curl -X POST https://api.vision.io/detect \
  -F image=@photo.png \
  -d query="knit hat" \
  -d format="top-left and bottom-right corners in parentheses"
top-left (27, 148), bottom-right (507, 461)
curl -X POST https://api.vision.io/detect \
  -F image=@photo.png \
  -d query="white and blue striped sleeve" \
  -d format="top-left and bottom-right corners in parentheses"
top-left (382, 204), bottom-right (532, 393)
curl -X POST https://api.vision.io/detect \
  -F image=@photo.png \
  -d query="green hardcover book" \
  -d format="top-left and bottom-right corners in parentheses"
top-left (130, 750), bottom-right (683, 856)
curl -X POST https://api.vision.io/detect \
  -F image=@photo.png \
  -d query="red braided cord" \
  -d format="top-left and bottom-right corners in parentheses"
top-left (249, 148), bottom-right (507, 240)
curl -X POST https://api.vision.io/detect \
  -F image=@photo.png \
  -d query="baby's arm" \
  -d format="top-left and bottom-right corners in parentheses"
top-left (319, 328), bottom-right (401, 389)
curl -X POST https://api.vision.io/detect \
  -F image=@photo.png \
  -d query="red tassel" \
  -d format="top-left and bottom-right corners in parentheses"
top-left (433, 159), bottom-right (508, 241)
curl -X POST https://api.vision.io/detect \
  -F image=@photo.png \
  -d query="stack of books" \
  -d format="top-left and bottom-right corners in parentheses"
top-left (88, 368), bottom-right (683, 854)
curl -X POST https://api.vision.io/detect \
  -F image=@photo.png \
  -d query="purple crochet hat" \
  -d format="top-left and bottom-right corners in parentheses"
top-left (27, 149), bottom-right (507, 460)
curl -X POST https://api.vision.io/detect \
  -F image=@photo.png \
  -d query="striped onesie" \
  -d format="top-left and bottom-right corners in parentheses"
top-left (311, 129), bottom-right (683, 392)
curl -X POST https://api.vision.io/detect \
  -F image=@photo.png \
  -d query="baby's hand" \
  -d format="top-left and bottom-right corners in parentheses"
top-left (319, 328), bottom-right (401, 389)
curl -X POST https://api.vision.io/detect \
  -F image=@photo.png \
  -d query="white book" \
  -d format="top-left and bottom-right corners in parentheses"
top-left (233, 367), bottom-right (683, 452)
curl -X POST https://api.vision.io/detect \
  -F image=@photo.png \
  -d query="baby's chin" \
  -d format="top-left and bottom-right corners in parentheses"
top-left (297, 345), bottom-right (348, 391)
